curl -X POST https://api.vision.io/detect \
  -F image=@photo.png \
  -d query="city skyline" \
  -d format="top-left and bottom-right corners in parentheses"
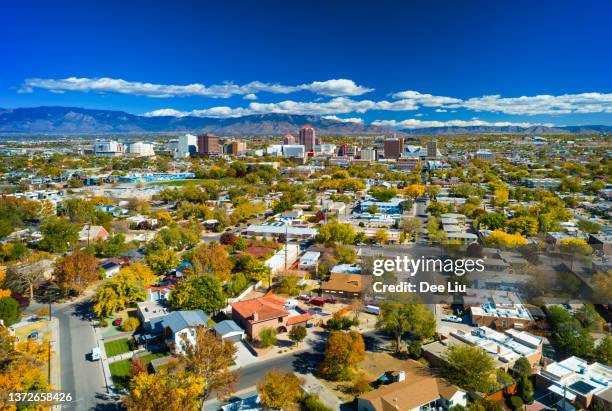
top-left (1, 0), bottom-right (611, 129)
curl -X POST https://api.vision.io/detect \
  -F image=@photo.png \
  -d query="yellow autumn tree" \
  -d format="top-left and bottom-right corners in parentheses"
top-left (0, 268), bottom-right (10, 298)
top-left (123, 370), bottom-right (205, 411)
top-left (486, 230), bottom-right (528, 248)
top-left (404, 184), bottom-right (426, 200)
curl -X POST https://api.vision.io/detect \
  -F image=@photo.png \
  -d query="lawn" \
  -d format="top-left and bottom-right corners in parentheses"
top-left (149, 179), bottom-right (205, 187)
top-left (104, 338), bottom-right (130, 357)
top-left (109, 352), bottom-right (168, 390)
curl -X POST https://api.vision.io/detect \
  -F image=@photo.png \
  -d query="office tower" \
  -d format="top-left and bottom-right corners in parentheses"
top-left (176, 134), bottom-right (197, 158)
top-left (427, 140), bottom-right (438, 158)
top-left (197, 133), bottom-right (220, 155)
top-left (283, 133), bottom-right (296, 144)
top-left (299, 125), bottom-right (316, 153)
top-left (383, 137), bottom-right (404, 159)
top-left (360, 148), bottom-right (377, 161)
top-left (227, 141), bottom-right (247, 156)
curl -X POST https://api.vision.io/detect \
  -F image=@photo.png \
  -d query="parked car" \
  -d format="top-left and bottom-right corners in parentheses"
top-left (323, 297), bottom-right (337, 304)
top-left (363, 305), bottom-right (381, 315)
top-left (112, 318), bottom-right (123, 326)
top-left (442, 315), bottom-right (463, 323)
top-left (297, 294), bottom-right (310, 301)
top-left (90, 347), bottom-right (101, 361)
top-left (308, 297), bottom-right (326, 306)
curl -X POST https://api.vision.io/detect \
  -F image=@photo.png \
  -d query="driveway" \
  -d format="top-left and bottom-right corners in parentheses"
top-left (233, 340), bottom-right (258, 368)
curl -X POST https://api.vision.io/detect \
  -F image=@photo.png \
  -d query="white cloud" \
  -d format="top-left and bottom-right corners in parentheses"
top-left (435, 108), bottom-right (447, 113)
top-left (390, 90), bottom-right (461, 106)
top-left (243, 93), bottom-right (257, 100)
top-left (456, 92), bottom-right (612, 115)
top-left (322, 115), bottom-right (363, 124)
top-left (371, 119), bottom-right (554, 129)
top-left (19, 77), bottom-right (373, 98)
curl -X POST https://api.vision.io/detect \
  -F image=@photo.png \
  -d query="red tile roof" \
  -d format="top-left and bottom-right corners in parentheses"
top-left (286, 313), bottom-right (312, 326)
top-left (231, 293), bottom-right (289, 323)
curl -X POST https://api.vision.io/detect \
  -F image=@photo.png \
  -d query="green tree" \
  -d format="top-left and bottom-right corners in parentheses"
top-left (376, 302), bottom-right (435, 352)
top-left (168, 275), bottom-right (226, 314)
top-left (38, 217), bottom-right (79, 253)
top-left (594, 335), bottom-right (612, 366)
top-left (513, 356), bottom-right (532, 377)
top-left (289, 325), bottom-right (307, 345)
top-left (146, 248), bottom-right (180, 275)
top-left (0, 297), bottom-right (21, 326)
top-left (258, 327), bottom-right (277, 347)
top-left (443, 345), bottom-right (495, 393)
top-left (316, 221), bottom-right (356, 245)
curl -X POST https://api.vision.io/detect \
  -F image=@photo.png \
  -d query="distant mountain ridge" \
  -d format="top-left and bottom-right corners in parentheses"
top-left (0, 106), bottom-right (610, 136)
top-left (0, 107), bottom-right (391, 135)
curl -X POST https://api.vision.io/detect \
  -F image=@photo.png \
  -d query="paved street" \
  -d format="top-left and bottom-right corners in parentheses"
top-left (55, 301), bottom-right (117, 410)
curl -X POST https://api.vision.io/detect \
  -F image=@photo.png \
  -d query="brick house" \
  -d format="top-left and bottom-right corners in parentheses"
top-left (230, 293), bottom-right (311, 341)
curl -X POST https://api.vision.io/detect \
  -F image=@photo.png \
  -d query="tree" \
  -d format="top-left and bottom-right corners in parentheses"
top-left (122, 317), bottom-right (140, 332)
top-left (93, 270), bottom-right (147, 318)
top-left (95, 233), bottom-right (127, 257)
top-left (477, 212), bottom-right (508, 230)
top-left (38, 216), bottom-right (79, 253)
top-left (594, 335), bottom-right (612, 366)
top-left (54, 249), bottom-right (99, 292)
top-left (591, 271), bottom-right (612, 303)
top-left (375, 229), bottom-right (389, 244)
top-left (289, 325), bottom-right (307, 345)
top-left (0, 297), bottom-right (21, 326)
top-left (577, 220), bottom-right (600, 234)
top-left (316, 221), bottom-right (356, 245)
top-left (169, 275), bottom-right (226, 314)
top-left (146, 248), bottom-right (180, 275)
top-left (443, 345), bottom-right (495, 392)
top-left (258, 327), bottom-right (278, 348)
top-left (402, 217), bottom-right (423, 241)
top-left (513, 356), bottom-right (532, 378)
top-left (366, 204), bottom-right (379, 214)
top-left (368, 186), bottom-right (397, 202)
top-left (507, 216), bottom-right (538, 236)
top-left (191, 243), bottom-right (233, 282)
top-left (404, 184), bottom-right (426, 200)
top-left (517, 376), bottom-right (534, 404)
top-left (559, 237), bottom-right (592, 256)
top-left (123, 370), bottom-right (205, 411)
top-left (4, 256), bottom-right (49, 299)
top-left (319, 330), bottom-right (365, 381)
top-left (376, 302), bottom-right (435, 352)
top-left (120, 263), bottom-right (157, 288)
top-left (257, 370), bottom-right (301, 410)
top-left (181, 326), bottom-right (238, 401)
top-left (128, 357), bottom-right (147, 376)
top-left (485, 230), bottom-right (528, 248)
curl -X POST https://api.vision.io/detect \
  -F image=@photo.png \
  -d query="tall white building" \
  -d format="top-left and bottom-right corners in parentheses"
top-left (125, 141), bottom-right (156, 157)
top-left (175, 134), bottom-right (197, 158)
top-left (360, 148), bottom-right (377, 161)
top-left (93, 140), bottom-right (124, 156)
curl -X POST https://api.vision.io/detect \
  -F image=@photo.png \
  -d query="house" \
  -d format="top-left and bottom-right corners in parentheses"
top-left (298, 251), bottom-right (320, 273)
top-left (265, 244), bottom-right (299, 274)
top-left (230, 293), bottom-right (311, 340)
top-left (79, 225), bottom-right (109, 244)
top-left (321, 272), bottom-right (370, 301)
top-left (213, 320), bottom-right (245, 342)
top-left (536, 356), bottom-right (612, 410)
top-left (358, 360), bottom-right (467, 411)
top-left (149, 310), bottom-right (209, 354)
top-left (146, 284), bottom-right (174, 302)
top-left (98, 259), bottom-right (122, 279)
top-left (137, 300), bottom-right (169, 331)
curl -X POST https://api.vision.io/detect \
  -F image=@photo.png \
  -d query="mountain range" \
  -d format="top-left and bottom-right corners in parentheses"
top-left (0, 106), bottom-right (610, 136)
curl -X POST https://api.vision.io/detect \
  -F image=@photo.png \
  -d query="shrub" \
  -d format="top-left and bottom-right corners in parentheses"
top-left (99, 318), bottom-right (108, 327)
top-left (300, 394), bottom-right (334, 411)
top-left (408, 341), bottom-right (422, 359)
top-left (127, 337), bottom-right (139, 351)
top-left (509, 396), bottom-right (523, 411)
top-left (122, 317), bottom-right (141, 332)
top-left (258, 327), bottom-right (277, 348)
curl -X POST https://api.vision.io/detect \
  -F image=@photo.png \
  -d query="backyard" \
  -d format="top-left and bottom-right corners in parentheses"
top-left (109, 352), bottom-right (168, 390)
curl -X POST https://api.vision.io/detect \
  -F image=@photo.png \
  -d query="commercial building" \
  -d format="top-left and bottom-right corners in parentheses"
top-left (360, 148), bottom-right (377, 161)
top-left (281, 144), bottom-right (306, 158)
top-left (427, 140), bottom-right (438, 158)
top-left (463, 289), bottom-right (534, 329)
top-left (383, 138), bottom-right (404, 159)
top-left (536, 357), bottom-right (612, 410)
top-left (264, 244), bottom-right (300, 274)
top-left (423, 326), bottom-right (543, 371)
top-left (93, 140), bottom-right (124, 156)
top-left (299, 125), bottom-right (316, 153)
top-left (197, 133), bottom-right (221, 155)
top-left (125, 141), bottom-right (156, 157)
top-left (246, 223), bottom-right (317, 240)
top-left (175, 134), bottom-right (197, 158)
top-left (475, 149), bottom-right (495, 161)
top-left (226, 140), bottom-right (247, 156)
top-left (522, 177), bottom-right (561, 190)
top-left (359, 198), bottom-right (404, 214)
top-left (282, 133), bottom-right (296, 144)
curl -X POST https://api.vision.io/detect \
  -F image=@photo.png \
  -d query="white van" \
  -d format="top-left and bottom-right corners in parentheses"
top-left (363, 305), bottom-right (381, 315)
top-left (91, 347), bottom-right (101, 361)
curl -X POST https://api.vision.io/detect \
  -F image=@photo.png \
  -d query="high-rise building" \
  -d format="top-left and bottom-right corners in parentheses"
top-left (226, 141), bottom-right (247, 156)
top-left (360, 148), bottom-right (377, 161)
top-left (427, 140), bottom-right (438, 158)
top-left (299, 125), bottom-right (316, 153)
top-left (197, 134), bottom-right (220, 155)
top-left (283, 133), bottom-right (296, 144)
top-left (175, 134), bottom-right (197, 158)
top-left (383, 138), bottom-right (404, 159)
top-left (125, 141), bottom-right (156, 157)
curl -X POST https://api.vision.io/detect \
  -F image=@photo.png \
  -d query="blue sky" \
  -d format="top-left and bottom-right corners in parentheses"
top-left (1, 0), bottom-right (611, 128)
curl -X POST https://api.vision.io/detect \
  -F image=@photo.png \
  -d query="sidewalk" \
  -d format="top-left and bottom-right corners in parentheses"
top-left (93, 323), bottom-right (114, 392)
top-left (107, 347), bottom-right (146, 363)
top-left (49, 317), bottom-right (61, 411)
top-left (300, 373), bottom-right (342, 411)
